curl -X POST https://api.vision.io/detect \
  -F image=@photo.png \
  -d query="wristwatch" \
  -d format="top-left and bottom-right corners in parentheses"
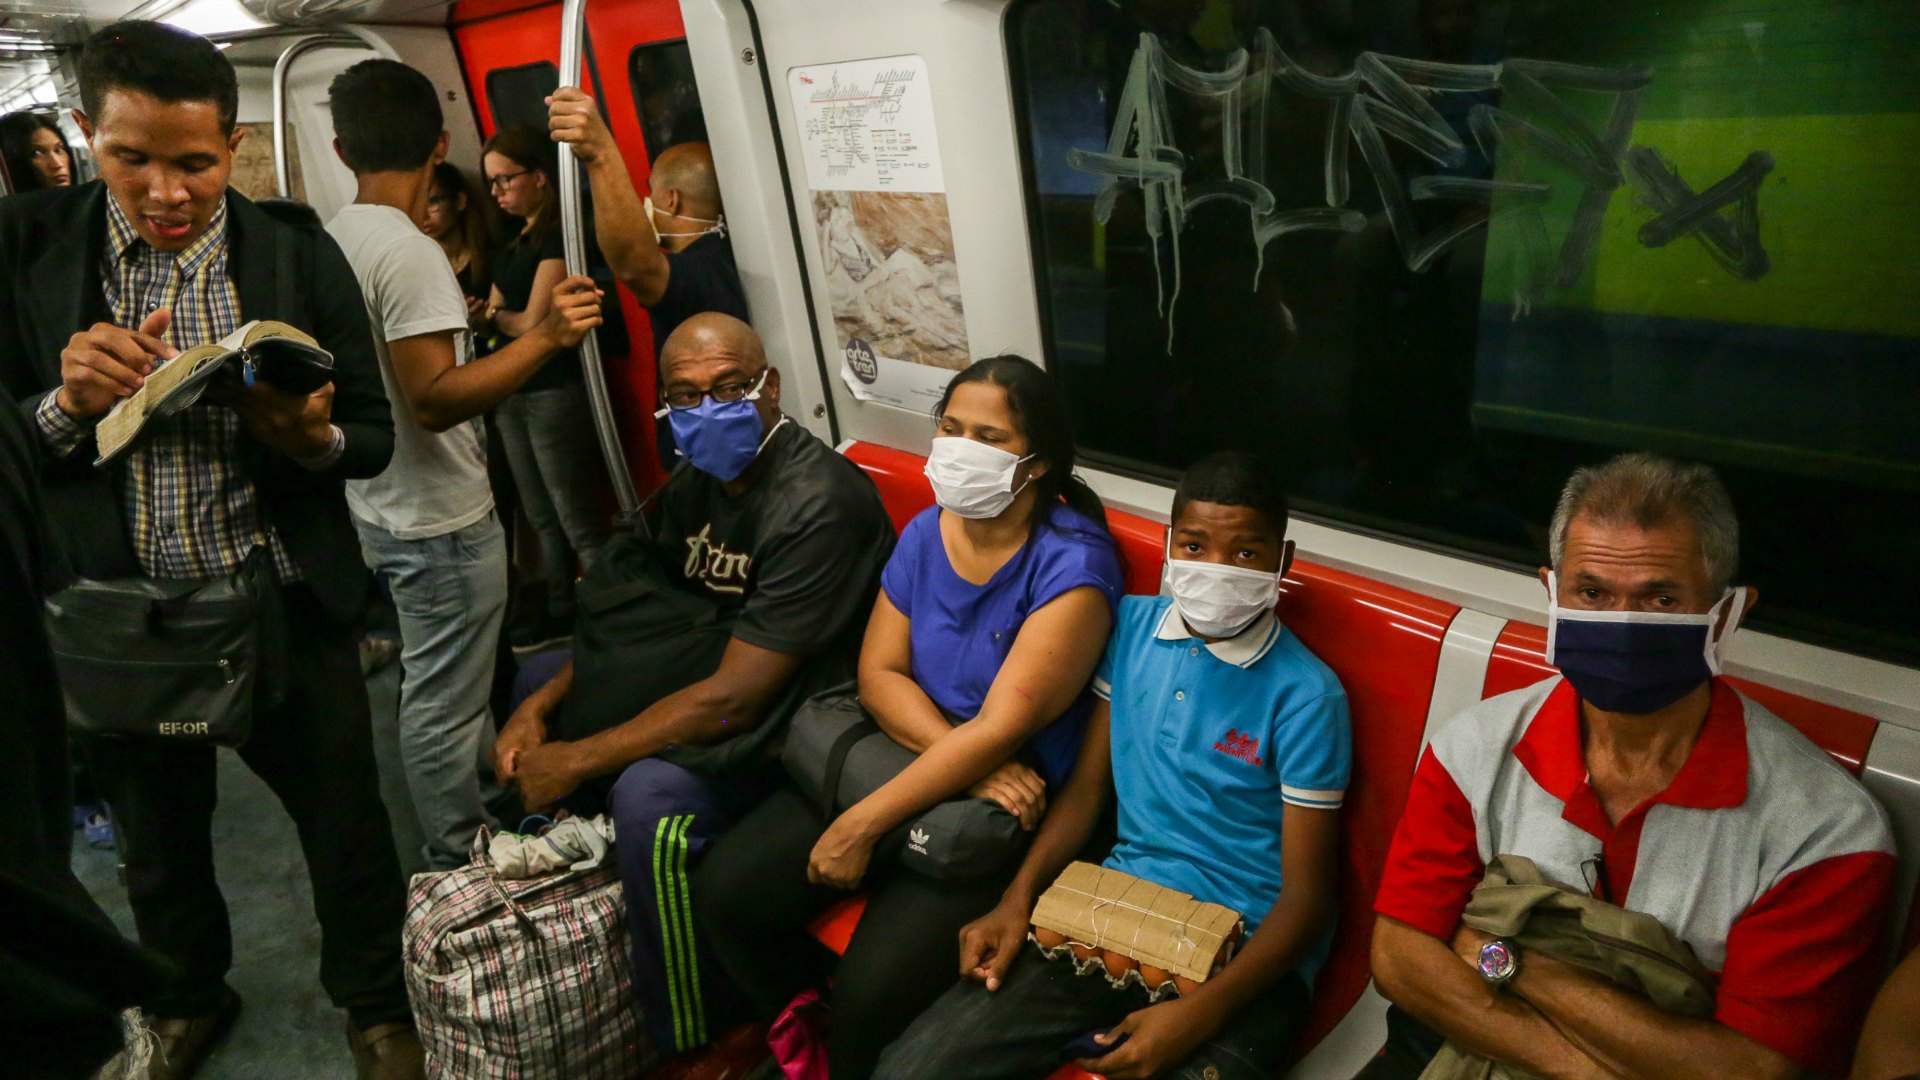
top-left (1477, 939), bottom-right (1520, 989)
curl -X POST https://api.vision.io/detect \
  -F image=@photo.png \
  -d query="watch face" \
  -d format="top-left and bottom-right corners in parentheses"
top-left (1478, 940), bottom-right (1516, 981)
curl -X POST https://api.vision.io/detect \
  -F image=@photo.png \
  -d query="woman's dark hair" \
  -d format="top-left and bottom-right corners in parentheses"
top-left (481, 124), bottom-right (558, 239)
top-left (935, 355), bottom-right (1110, 534)
top-left (0, 111), bottom-right (72, 193)
top-left (431, 162), bottom-right (491, 285)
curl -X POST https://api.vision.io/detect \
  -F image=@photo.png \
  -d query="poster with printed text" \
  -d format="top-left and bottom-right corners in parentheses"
top-left (789, 54), bottom-right (969, 413)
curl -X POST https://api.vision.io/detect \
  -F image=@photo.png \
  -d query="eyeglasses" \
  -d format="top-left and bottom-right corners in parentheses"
top-left (486, 169), bottom-right (529, 192)
top-left (658, 370), bottom-right (768, 412)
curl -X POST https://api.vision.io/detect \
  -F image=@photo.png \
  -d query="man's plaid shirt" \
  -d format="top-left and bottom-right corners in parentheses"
top-left (33, 196), bottom-right (339, 581)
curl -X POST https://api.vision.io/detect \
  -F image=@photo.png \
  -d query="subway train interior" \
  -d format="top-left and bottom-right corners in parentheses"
top-left (3, 0), bottom-right (1918, 1078)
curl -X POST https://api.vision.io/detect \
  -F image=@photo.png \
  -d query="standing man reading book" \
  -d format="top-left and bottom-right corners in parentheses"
top-left (0, 22), bottom-right (422, 1080)
top-left (324, 58), bottom-right (604, 872)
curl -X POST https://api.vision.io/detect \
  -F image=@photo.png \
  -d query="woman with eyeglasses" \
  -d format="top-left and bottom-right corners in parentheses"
top-left (0, 111), bottom-right (75, 193)
top-left (422, 161), bottom-right (492, 329)
top-left (481, 125), bottom-right (614, 653)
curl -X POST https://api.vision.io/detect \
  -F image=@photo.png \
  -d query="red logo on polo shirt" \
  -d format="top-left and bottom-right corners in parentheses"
top-left (1213, 729), bottom-right (1264, 767)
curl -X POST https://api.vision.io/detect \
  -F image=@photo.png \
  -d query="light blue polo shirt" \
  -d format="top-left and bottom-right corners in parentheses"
top-left (1093, 594), bottom-right (1350, 981)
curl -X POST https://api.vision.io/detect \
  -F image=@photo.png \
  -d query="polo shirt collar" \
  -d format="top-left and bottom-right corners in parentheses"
top-left (1514, 676), bottom-right (1749, 816)
top-left (105, 194), bottom-right (230, 278)
top-left (1153, 601), bottom-right (1282, 669)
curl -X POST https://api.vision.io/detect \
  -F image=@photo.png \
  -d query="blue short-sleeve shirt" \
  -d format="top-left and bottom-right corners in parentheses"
top-left (882, 503), bottom-right (1124, 788)
top-left (1094, 594), bottom-right (1351, 981)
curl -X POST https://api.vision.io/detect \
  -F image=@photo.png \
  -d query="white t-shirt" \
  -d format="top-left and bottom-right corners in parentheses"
top-left (327, 203), bottom-right (493, 540)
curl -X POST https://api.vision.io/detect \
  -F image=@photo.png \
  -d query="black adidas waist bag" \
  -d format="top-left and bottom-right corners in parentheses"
top-left (781, 683), bottom-right (1027, 882)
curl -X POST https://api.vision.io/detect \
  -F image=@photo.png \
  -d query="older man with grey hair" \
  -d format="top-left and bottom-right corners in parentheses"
top-left (1362, 452), bottom-right (1896, 1080)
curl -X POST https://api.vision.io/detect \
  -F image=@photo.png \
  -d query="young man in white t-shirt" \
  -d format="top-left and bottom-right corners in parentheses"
top-left (324, 58), bottom-right (604, 870)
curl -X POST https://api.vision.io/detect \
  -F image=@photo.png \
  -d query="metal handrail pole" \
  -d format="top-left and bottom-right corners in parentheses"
top-left (558, 0), bottom-right (640, 514)
top-left (270, 33), bottom-right (366, 197)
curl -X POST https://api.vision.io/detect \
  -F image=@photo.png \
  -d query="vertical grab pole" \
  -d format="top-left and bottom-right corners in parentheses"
top-left (557, 0), bottom-right (641, 516)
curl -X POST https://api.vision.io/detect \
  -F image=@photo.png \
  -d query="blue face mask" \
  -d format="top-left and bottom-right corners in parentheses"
top-left (662, 370), bottom-right (782, 482)
top-left (1544, 572), bottom-right (1748, 714)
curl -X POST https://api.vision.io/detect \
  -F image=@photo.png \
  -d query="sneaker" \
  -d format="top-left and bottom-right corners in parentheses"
top-left (508, 615), bottom-right (572, 657)
top-left (84, 809), bottom-right (117, 850)
top-left (358, 636), bottom-right (401, 677)
top-left (95, 988), bottom-right (241, 1080)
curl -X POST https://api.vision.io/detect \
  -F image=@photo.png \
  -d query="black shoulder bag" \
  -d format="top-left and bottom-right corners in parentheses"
top-left (44, 546), bottom-right (286, 747)
top-left (781, 684), bottom-right (1027, 882)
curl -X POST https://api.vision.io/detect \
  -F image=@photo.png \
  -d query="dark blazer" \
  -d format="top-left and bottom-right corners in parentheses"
top-left (0, 182), bottom-right (394, 625)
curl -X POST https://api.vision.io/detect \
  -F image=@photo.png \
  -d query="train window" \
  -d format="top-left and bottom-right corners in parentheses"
top-left (1006, 0), bottom-right (1920, 663)
top-left (486, 61), bottom-right (560, 133)
top-left (628, 39), bottom-right (707, 164)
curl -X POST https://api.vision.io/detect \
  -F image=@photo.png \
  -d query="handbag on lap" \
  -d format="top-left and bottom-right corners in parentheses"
top-left (780, 684), bottom-right (1027, 882)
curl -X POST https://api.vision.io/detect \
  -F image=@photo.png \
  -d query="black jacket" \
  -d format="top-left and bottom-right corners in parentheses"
top-left (0, 182), bottom-right (394, 624)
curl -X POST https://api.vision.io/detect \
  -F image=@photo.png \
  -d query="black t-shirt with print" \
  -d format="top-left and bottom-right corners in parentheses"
top-left (646, 420), bottom-right (894, 772)
top-left (491, 224), bottom-right (630, 393)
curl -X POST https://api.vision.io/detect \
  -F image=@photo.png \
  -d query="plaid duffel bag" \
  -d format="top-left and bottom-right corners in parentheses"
top-left (403, 827), bottom-right (655, 1078)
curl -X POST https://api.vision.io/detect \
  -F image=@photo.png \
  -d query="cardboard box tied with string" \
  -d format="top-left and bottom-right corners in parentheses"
top-left (1028, 861), bottom-right (1244, 1000)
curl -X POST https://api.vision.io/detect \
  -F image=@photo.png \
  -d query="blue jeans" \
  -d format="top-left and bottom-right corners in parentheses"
top-left (877, 941), bottom-right (1309, 1080)
top-left (355, 511), bottom-right (510, 870)
top-left (493, 382), bottom-right (610, 622)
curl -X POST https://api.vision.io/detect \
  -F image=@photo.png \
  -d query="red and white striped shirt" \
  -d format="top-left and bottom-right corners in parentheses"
top-left (1375, 676), bottom-right (1896, 1071)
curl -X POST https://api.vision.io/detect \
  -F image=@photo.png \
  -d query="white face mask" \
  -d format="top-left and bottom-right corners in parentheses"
top-left (1162, 533), bottom-right (1280, 639)
top-left (924, 436), bottom-right (1034, 520)
top-left (645, 194), bottom-right (724, 241)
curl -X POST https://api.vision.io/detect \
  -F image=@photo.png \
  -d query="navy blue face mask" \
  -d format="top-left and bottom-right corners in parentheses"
top-left (1545, 573), bottom-right (1748, 715)
top-left (662, 371), bottom-right (783, 482)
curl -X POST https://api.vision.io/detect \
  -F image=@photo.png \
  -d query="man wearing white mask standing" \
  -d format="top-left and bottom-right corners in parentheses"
top-left (881, 449), bottom-right (1351, 1080)
top-left (1365, 452), bottom-right (1896, 1080)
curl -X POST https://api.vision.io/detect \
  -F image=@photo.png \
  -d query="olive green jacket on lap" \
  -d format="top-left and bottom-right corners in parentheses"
top-left (1420, 854), bottom-right (1717, 1080)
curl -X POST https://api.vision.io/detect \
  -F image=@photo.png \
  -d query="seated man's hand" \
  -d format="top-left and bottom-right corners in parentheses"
top-left (546, 87), bottom-right (616, 164)
top-left (969, 760), bottom-right (1048, 830)
top-left (958, 897), bottom-right (1032, 990)
top-left (538, 276), bottom-right (605, 349)
top-left (808, 811), bottom-right (880, 890)
top-left (1077, 994), bottom-right (1226, 1080)
top-left (512, 741), bottom-right (585, 813)
top-left (494, 695), bottom-right (552, 782)
top-left (227, 380), bottom-right (337, 461)
top-left (57, 310), bottom-right (178, 420)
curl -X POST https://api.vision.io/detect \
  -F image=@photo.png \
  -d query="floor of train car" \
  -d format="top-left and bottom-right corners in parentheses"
top-left (73, 650), bottom-right (422, 1078)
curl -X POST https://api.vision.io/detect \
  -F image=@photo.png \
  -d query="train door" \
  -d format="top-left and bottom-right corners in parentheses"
top-left (450, 0), bottom-right (723, 492)
top-left (210, 26), bottom-right (482, 228)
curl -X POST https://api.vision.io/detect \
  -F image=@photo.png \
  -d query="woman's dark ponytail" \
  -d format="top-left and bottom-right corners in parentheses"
top-left (934, 355), bottom-right (1111, 536)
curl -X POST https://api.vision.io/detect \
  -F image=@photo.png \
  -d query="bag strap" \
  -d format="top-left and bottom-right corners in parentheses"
top-left (819, 717), bottom-right (880, 820)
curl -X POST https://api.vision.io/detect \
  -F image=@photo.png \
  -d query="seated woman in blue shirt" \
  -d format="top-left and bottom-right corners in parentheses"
top-left (693, 355), bottom-right (1125, 1079)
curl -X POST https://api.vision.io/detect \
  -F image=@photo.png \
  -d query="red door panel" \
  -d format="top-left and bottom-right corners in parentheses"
top-left (451, 0), bottom-right (676, 492)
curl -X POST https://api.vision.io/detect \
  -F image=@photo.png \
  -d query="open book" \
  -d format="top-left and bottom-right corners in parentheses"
top-left (94, 320), bottom-right (334, 466)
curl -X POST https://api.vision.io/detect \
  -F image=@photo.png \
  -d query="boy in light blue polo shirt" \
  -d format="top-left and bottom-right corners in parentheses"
top-left (879, 451), bottom-right (1352, 1080)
